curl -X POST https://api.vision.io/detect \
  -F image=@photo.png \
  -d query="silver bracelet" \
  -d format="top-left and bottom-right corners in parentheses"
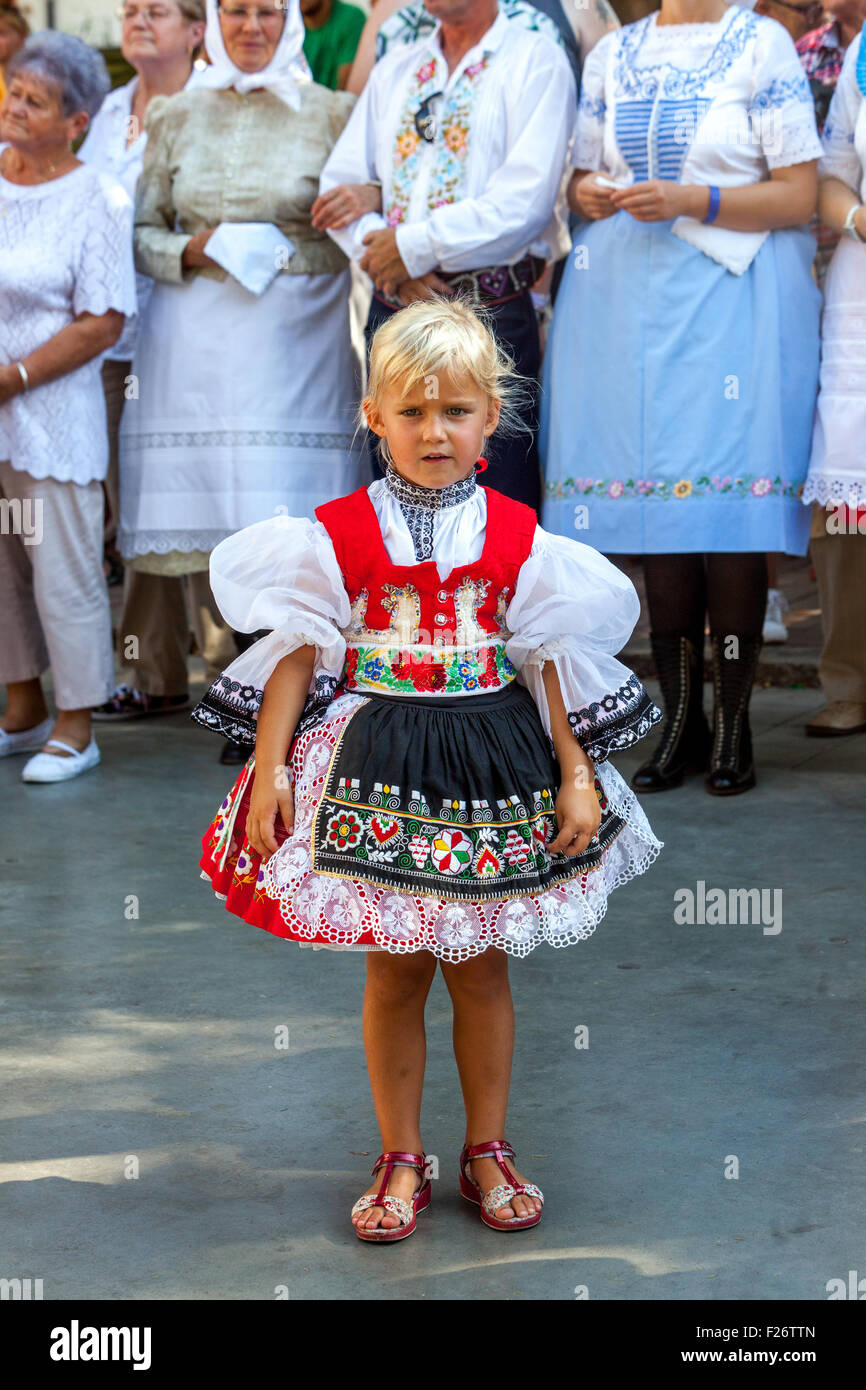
top-left (15, 361), bottom-right (29, 392)
top-left (843, 203), bottom-right (864, 243)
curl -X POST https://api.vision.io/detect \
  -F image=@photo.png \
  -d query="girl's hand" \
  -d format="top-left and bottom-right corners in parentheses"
top-left (549, 768), bottom-right (602, 857)
top-left (611, 180), bottom-right (699, 222)
top-left (245, 768), bottom-right (295, 859)
top-left (570, 170), bottom-right (618, 221)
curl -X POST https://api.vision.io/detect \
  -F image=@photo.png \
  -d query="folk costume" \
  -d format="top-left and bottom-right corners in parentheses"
top-left (541, 6), bottom-right (824, 556)
top-left (195, 466), bottom-right (662, 961)
top-left (118, 0), bottom-right (365, 573)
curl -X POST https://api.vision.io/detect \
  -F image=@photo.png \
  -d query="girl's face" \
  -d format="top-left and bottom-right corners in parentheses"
top-left (365, 369), bottom-right (500, 490)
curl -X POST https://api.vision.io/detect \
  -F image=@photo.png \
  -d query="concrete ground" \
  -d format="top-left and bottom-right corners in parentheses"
top-left (1, 669), bottom-right (864, 1302)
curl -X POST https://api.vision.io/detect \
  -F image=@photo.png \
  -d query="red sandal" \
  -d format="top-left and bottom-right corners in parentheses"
top-left (351, 1150), bottom-right (431, 1243)
top-left (459, 1139), bottom-right (544, 1231)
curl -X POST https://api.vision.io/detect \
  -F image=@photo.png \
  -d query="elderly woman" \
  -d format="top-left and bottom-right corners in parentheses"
top-left (118, 0), bottom-right (366, 762)
top-left (79, 0), bottom-right (207, 720)
top-left (0, 32), bottom-right (136, 783)
top-left (801, 23), bottom-right (866, 738)
top-left (541, 0), bottom-right (823, 796)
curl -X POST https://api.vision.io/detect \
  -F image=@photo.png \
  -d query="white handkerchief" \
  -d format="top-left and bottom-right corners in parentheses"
top-left (670, 217), bottom-right (768, 276)
top-left (205, 222), bottom-right (295, 295)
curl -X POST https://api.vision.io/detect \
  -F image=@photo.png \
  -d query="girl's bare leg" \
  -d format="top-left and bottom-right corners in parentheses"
top-left (439, 949), bottom-right (542, 1220)
top-left (353, 948), bottom-right (438, 1232)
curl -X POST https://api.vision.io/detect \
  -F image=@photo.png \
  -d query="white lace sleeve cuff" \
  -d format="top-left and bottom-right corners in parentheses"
top-left (506, 530), bottom-right (661, 761)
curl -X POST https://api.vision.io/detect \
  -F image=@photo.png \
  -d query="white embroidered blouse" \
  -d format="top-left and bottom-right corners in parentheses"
top-left (318, 6), bottom-right (576, 278)
top-left (201, 481), bottom-right (660, 764)
top-left (0, 152), bottom-right (136, 485)
top-left (575, 6), bottom-right (822, 273)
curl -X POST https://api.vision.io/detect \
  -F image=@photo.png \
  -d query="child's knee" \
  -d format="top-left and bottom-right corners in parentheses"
top-left (366, 950), bottom-right (435, 1005)
top-left (442, 948), bottom-right (509, 1001)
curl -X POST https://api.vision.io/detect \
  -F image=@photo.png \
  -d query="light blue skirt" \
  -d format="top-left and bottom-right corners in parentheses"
top-left (540, 214), bottom-right (820, 555)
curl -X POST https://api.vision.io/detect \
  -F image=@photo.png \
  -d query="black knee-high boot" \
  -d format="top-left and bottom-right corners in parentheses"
top-left (631, 633), bottom-right (711, 792)
top-left (705, 632), bottom-right (762, 795)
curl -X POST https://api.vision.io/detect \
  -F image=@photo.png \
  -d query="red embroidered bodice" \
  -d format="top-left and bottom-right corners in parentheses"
top-left (315, 485), bottom-right (536, 696)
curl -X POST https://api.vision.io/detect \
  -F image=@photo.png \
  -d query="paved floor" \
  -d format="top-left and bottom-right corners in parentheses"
top-left (1, 674), bottom-right (864, 1301)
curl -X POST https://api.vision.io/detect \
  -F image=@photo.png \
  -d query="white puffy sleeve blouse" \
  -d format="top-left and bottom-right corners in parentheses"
top-left (192, 493), bottom-right (661, 764)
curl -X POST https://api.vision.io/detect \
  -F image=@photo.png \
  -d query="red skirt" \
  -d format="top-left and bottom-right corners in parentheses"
top-left (199, 688), bottom-right (662, 963)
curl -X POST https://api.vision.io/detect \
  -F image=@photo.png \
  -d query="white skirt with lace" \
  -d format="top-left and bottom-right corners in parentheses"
top-left (118, 268), bottom-right (366, 559)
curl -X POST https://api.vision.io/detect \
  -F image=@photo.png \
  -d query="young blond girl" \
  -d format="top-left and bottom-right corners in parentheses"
top-left (195, 298), bottom-right (662, 1241)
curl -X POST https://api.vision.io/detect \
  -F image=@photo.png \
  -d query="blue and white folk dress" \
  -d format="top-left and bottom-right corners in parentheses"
top-left (540, 6), bottom-right (823, 556)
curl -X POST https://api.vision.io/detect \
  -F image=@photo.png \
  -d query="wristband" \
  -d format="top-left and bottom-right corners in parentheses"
top-left (15, 361), bottom-right (29, 392)
top-left (703, 186), bottom-right (721, 225)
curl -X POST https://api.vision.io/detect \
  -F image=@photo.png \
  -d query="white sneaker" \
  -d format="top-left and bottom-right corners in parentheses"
top-left (763, 588), bottom-right (789, 644)
top-left (21, 738), bottom-right (101, 783)
top-left (0, 717), bottom-right (54, 757)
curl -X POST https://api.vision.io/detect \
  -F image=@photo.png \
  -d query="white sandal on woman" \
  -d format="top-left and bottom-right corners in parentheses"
top-left (21, 739), bottom-right (100, 783)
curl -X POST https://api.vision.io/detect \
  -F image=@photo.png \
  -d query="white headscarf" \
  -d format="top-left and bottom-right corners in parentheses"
top-left (197, 0), bottom-right (312, 111)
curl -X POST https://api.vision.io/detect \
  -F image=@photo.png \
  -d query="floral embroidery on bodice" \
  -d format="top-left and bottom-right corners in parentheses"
top-left (315, 484), bottom-right (537, 697)
top-left (386, 48), bottom-right (493, 228)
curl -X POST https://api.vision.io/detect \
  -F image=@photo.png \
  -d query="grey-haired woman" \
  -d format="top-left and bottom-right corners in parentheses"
top-left (0, 32), bottom-right (136, 783)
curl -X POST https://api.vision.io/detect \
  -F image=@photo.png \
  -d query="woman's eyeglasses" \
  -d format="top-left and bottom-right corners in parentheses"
top-left (116, 4), bottom-right (178, 22)
top-left (218, 4), bottom-right (286, 23)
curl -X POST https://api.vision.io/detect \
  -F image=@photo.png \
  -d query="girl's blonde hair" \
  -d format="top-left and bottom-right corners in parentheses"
top-left (361, 295), bottom-right (530, 470)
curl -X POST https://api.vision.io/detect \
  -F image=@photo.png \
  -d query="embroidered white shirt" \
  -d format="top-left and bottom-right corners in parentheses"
top-left (318, 5), bottom-right (576, 278)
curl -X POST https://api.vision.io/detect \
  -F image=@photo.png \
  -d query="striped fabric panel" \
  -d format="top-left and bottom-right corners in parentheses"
top-left (614, 100), bottom-right (653, 181)
top-left (615, 98), bottom-right (711, 183)
top-left (655, 99), bottom-right (710, 181)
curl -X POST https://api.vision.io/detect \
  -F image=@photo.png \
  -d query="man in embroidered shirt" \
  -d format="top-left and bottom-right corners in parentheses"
top-left (373, 0), bottom-right (581, 84)
top-left (312, 0), bottom-right (576, 513)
